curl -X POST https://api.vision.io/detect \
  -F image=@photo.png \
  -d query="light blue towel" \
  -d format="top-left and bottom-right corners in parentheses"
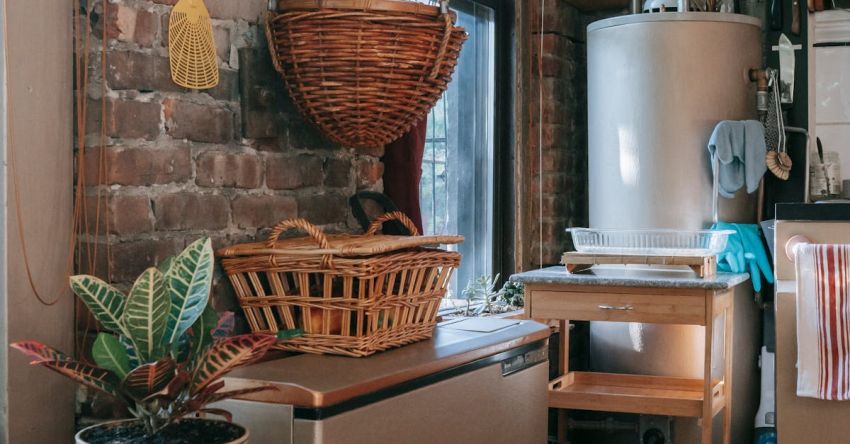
top-left (707, 120), bottom-right (767, 198)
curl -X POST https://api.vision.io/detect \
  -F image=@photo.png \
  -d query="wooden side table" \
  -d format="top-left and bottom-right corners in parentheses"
top-left (523, 281), bottom-right (735, 444)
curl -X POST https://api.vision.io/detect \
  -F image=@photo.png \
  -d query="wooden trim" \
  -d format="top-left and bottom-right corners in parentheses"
top-left (722, 299), bottom-right (734, 443)
top-left (701, 289), bottom-right (715, 443)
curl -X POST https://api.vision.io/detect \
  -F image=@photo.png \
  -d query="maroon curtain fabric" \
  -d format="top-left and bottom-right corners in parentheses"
top-left (382, 117), bottom-right (428, 233)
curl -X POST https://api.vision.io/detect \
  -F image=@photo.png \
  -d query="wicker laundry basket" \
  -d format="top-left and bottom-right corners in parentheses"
top-left (265, 0), bottom-right (467, 149)
top-left (217, 212), bottom-right (463, 357)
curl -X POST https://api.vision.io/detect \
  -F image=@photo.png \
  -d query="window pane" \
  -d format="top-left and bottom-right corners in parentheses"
top-left (419, 0), bottom-right (495, 296)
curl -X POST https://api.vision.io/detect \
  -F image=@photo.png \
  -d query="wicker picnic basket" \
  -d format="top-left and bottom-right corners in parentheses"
top-left (217, 212), bottom-right (463, 357)
top-left (265, 0), bottom-right (467, 149)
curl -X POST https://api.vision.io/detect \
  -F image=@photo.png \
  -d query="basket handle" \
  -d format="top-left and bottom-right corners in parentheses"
top-left (429, 1), bottom-right (453, 79)
top-left (366, 211), bottom-right (420, 236)
top-left (266, 218), bottom-right (332, 249)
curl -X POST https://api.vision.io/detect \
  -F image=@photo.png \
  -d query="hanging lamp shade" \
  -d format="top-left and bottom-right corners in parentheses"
top-left (266, 0), bottom-right (467, 149)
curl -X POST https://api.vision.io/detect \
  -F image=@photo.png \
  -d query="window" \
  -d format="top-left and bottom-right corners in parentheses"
top-left (420, 0), bottom-right (502, 296)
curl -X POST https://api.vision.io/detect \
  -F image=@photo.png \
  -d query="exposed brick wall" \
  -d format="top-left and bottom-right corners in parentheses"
top-left (524, 1), bottom-right (622, 267)
top-left (78, 0), bottom-right (383, 329)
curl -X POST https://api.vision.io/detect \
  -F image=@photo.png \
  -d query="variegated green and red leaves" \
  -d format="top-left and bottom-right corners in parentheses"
top-left (70, 275), bottom-right (128, 335)
top-left (10, 341), bottom-right (70, 363)
top-left (11, 341), bottom-right (119, 396)
top-left (41, 360), bottom-right (119, 396)
top-left (190, 334), bottom-right (276, 394)
top-left (120, 357), bottom-right (177, 401)
top-left (163, 238), bottom-right (214, 347)
top-left (123, 267), bottom-right (169, 362)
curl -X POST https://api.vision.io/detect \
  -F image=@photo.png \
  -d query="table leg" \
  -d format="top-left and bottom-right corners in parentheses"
top-left (702, 297), bottom-right (714, 444)
top-left (557, 319), bottom-right (570, 444)
top-left (723, 302), bottom-right (734, 444)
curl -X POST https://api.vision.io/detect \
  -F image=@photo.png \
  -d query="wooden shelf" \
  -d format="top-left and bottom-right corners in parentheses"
top-left (549, 372), bottom-right (724, 418)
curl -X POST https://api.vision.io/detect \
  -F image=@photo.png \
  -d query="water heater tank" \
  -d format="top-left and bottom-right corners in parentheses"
top-left (585, 15), bottom-right (763, 441)
top-left (588, 12), bottom-right (762, 230)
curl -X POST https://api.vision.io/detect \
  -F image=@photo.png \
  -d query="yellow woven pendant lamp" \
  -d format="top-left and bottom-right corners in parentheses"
top-left (168, 0), bottom-right (219, 90)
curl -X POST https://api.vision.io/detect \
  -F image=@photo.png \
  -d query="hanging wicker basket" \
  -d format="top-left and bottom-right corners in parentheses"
top-left (265, 0), bottom-right (467, 149)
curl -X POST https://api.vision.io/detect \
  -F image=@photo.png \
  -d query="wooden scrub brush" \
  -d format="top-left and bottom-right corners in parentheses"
top-left (766, 150), bottom-right (792, 181)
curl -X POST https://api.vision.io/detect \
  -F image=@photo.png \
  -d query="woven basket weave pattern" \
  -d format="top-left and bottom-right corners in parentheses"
top-left (219, 214), bottom-right (462, 357)
top-left (266, 5), bottom-right (467, 149)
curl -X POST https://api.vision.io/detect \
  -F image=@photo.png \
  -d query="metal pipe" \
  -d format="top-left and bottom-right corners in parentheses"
top-left (678, 0), bottom-right (689, 11)
top-left (632, 0), bottom-right (642, 14)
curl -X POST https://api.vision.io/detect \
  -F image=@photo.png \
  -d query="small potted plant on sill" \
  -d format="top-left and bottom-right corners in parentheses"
top-left (446, 274), bottom-right (525, 318)
top-left (11, 238), bottom-right (287, 444)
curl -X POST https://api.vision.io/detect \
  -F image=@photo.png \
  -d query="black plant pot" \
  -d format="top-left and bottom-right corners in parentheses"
top-left (75, 418), bottom-right (248, 444)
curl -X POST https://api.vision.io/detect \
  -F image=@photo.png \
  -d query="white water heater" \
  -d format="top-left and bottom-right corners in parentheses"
top-left (586, 12), bottom-right (763, 442)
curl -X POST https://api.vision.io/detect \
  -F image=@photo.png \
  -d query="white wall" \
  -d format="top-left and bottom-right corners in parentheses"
top-left (813, 10), bottom-right (850, 195)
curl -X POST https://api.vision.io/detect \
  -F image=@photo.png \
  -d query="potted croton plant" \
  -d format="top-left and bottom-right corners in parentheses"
top-left (11, 238), bottom-right (282, 444)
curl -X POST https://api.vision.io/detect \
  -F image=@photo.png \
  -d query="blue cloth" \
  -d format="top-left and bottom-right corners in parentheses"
top-left (707, 120), bottom-right (767, 198)
top-left (712, 222), bottom-right (774, 292)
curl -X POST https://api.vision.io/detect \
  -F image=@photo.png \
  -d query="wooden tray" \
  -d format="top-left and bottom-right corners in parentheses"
top-left (561, 252), bottom-right (717, 278)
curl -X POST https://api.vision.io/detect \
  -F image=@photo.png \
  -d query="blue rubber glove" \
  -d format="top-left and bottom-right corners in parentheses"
top-left (712, 222), bottom-right (745, 273)
top-left (735, 223), bottom-right (774, 292)
top-left (711, 222), bottom-right (774, 292)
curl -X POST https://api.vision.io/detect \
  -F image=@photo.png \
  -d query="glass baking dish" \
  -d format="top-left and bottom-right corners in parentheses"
top-left (567, 228), bottom-right (734, 257)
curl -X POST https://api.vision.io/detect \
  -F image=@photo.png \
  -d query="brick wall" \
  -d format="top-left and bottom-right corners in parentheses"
top-left (522, 1), bottom-right (622, 268)
top-left (78, 0), bottom-right (384, 330)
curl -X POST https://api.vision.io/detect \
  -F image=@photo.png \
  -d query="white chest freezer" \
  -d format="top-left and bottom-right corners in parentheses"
top-left (215, 318), bottom-right (550, 444)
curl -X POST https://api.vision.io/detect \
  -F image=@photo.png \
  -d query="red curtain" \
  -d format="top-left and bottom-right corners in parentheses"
top-left (382, 117), bottom-right (428, 233)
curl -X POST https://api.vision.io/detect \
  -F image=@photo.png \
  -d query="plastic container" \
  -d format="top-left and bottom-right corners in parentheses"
top-left (567, 228), bottom-right (734, 257)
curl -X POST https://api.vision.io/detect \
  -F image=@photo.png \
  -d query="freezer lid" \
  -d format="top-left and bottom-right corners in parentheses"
top-left (222, 318), bottom-right (550, 408)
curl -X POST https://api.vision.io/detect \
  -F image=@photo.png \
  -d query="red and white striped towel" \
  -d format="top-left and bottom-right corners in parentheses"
top-left (796, 243), bottom-right (850, 400)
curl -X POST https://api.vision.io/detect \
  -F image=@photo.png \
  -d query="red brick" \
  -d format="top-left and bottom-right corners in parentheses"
top-left (107, 51), bottom-right (175, 92)
top-left (85, 194), bottom-right (154, 236)
top-left (323, 157), bottom-right (352, 188)
top-left (296, 193), bottom-right (348, 225)
top-left (100, 5), bottom-right (157, 46)
top-left (266, 154), bottom-right (323, 190)
top-left (110, 238), bottom-right (185, 283)
top-left (164, 99), bottom-right (234, 143)
top-left (87, 98), bottom-right (161, 140)
top-left (133, 9), bottom-right (158, 47)
top-left (196, 151), bottom-right (263, 189)
top-left (83, 146), bottom-right (191, 186)
top-left (356, 158), bottom-right (384, 187)
top-left (106, 51), bottom-right (236, 101)
top-left (231, 195), bottom-right (297, 229)
top-left (154, 193), bottom-right (229, 231)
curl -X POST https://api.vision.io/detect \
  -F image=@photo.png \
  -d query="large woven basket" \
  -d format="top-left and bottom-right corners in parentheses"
top-left (265, 0), bottom-right (467, 149)
top-left (217, 212), bottom-right (463, 357)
